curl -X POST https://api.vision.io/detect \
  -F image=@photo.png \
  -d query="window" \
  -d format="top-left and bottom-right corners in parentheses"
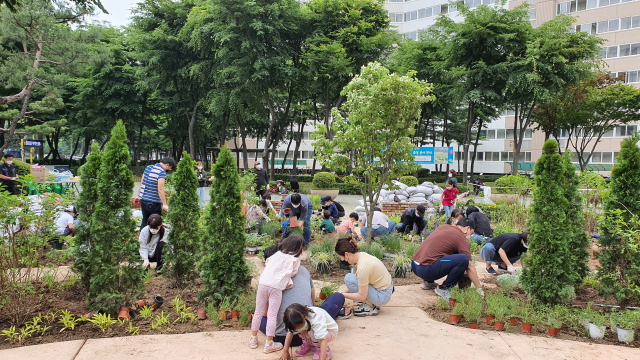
top-left (621, 17), bottom-right (632, 30)
top-left (433, 5), bottom-right (441, 15)
top-left (504, 108), bottom-right (516, 116)
top-left (577, 0), bottom-right (587, 11)
top-left (614, 151), bottom-right (620, 163)
top-left (395, 13), bottom-right (404, 23)
top-left (609, 19), bottom-right (620, 32)
top-left (441, 5), bottom-right (449, 14)
top-left (476, 152), bottom-right (484, 161)
top-left (526, 152), bottom-right (532, 162)
top-left (598, 21), bottom-right (608, 33)
top-left (529, 8), bottom-right (536, 20)
top-left (587, 0), bottom-right (598, 7)
top-left (491, 152), bottom-right (500, 161)
top-left (632, 43), bottom-right (640, 56)
top-left (591, 152), bottom-right (601, 162)
top-left (405, 11), bottom-right (417, 22)
top-left (450, 4), bottom-right (458, 12)
top-left (628, 70), bottom-right (639, 83)
top-left (602, 152), bottom-right (613, 163)
top-left (634, 16), bottom-right (640, 28)
top-left (425, 7), bottom-right (433, 17)
top-left (603, 129), bottom-right (614, 137)
top-left (620, 44), bottom-right (631, 57)
top-left (501, 152), bottom-right (513, 162)
top-left (479, 130), bottom-right (487, 138)
top-left (610, 0), bottom-right (620, 3)
top-left (418, 9), bottom-right (427, 19)
top-left (557, 1), bottom-right (571, 14)
top-left (619, 125), bottom-right (638, 136)
top-left (599, 0), bottom-right (609, 5)
top-left (506, 129), bottom-right (515, 140)
top-left (525, 128), bottom-right (533, 139)
top-left (497, 129), bottom-right (506, 139)
top-left (405, 32), bottom-right (418, 41)
top-left (606, 46), bottom-right (618, 58)
top-left (486, 129), bottom-right (496, 140)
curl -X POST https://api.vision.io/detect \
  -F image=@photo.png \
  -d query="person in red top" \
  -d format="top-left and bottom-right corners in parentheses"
top-left (440, 179), bottom-right (459, 217)
top-left (411, 218), bottom-right (484, 300)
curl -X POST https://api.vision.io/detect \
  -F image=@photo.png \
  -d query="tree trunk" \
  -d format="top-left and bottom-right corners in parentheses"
top-left (219, 112), bottom-right (230, 147)
top-left (512, 103), bottom-right (534, 175)
top-left (69, 137), bottom-right (80, 165)
top-left (81, 136), bottom-right (91, 163)
top-left (470, 117), bottom-right (483, 180)
top-left (291, 121), bottom-right (304, 176)
top-left (136, 123), bottom-right (144, 176)
top-left (262, 78), bottom-right (294, 178)
top-left (281, 122), bottom-right (294, 171)
top-left (186, 100), bottom-right (198, 158)
top-left (237, 113), bottom-right (249, 170)
top-left (462, 103), bottom-right (475, 186)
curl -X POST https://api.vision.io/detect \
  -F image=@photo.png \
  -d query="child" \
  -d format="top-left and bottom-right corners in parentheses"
top-left (281, 208), bottom-right (291, 238)
top-left (281, 303), bottom-right (338, 360)
top-left (196, 161), bottom-right (207, 207)
top-left (320, 210), bottom-right (335, 234)
top-left (250, 235), bottom-right (305, 353)
top-left (440, 179), bottom-right (459, 217)
top-left (336, 212), bottom-right (358, 235)
top-left (446, 208), bottom-right (464, 225)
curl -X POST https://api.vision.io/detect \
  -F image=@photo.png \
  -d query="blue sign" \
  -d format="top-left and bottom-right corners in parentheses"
top-left (412, 147), bottom-right (454, 164)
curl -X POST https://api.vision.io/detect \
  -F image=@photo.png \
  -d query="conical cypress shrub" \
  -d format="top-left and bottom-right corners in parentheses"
top-left (198, 146), bottom-right (247, 305)
top-left (73, 143), bottom-right (102, 291)
top-left (604, 133), bottom-right (640, 217)
top-left (165, 152), bottom-right (201, 285)
top-left (88, 120), bottom-right (144, 313)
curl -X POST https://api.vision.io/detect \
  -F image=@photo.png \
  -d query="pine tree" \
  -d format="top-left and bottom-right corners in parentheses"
top-left (165, 152), bottom-right (201, 285)
top-left (521, 139), bottom-right (586, 304)
top-left (198, 146), bottom-right (247, 305)
top-left (73, 143), bottom-right (102, 291)
top-left (88, 121), bottom-right (144, 313)
top-left (604, 133), bottom-right (640, 217)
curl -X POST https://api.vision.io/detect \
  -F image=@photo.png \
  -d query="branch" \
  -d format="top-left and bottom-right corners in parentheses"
top-left (39, 59), bottom-right (61, 65)
top-left (0, 79), bottom-right (37, 106)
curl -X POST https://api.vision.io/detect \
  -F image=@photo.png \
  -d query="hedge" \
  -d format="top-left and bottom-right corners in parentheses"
top-left (313, 172), bottom-right (336, 189)
top-left (13, 159), bottom-right (31, 176)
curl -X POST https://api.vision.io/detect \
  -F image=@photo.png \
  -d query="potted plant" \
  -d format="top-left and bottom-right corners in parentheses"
top-left (493, 305), bottom-right (508, 331)
top-left (546, 311), bottom-right (563, 337)
top-left (310, 252), bottom-right (334, 275)
top-left (587, 312), bottom-right (607, 339)
top-left (320, 283), bottom-right (340, 301)
top-left (610, 310), bottom-right (637, 343)
top-left (219, 297), bottom-right (233, 321)
top-left (450, 302), bottom-right (465, 325)
top-left (392, 254), bottom-right (412, 278)
top-left (449, 288), bottom-right (464, 308)
top-left (484, 294), bottom-right (499, 325)
top-left (520, 306), bottom-right (538, 334)
top-left (464, 304), bottom-right (482, 329)
top-left (245, 233), bottom-right (262, 254)
top-left (309, 172), bottom-right (339, 200)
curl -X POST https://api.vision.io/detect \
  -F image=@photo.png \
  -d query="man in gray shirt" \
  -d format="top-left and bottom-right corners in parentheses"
top-left (279, 193), bottom-right (313, 244)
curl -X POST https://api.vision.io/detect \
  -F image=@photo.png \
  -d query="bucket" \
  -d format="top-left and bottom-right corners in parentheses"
top-left (616, 326), bottom-right (634, 343)
top-left (588, 323), bottom-right (606, 339)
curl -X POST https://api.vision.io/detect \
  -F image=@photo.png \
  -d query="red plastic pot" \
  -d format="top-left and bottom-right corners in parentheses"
top-left (118, 307), bottom-right (131, 320)
top-left (510, 317), bottom-right (521, 326)
top-left (449, 299), bottom-right (457, 308)
top-left (522, 323), bottom-right (533, 333)
top-left (468, 322), bottom-right (478, 329)
top-left (198, 308), bottom-right (206, 320)
top-left (248, 313), bottom-right (253, 321)
top-left (548, 327), bottom-right (559, 337)
top-left (152, 295), bottom-right (165, 311)
top-left (319, 292), bottom-right (327, 300)
top-left (231, 311), bottom-right (240, 320)
top-left (218, 311), bottom-right (228, 320)
top-left (137, 299), bottom-right (147, 308)
top-left (449, 315), bottom-right (461, 325)
top-left (494, 321), bottom-right (506, 331)
top-left (486, 316), bottom-right (495, 325)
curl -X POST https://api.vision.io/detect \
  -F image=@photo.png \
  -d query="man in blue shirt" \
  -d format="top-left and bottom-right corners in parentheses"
top-left (136, 157), bottom-right (176, 230)
top-left (279, 193), bottom-right (313, 244)
top-left (322, 196), bottom-right (340, 223)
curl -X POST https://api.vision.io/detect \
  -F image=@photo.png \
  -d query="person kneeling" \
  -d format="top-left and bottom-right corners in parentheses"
top-left (139, 214), bottom-right (170, 274)
top-left (480, 232), bottom-right (528, 275)
top-left (411, 218), bottom-right (483, 300)
top-left (280, 304), bottom-right (339, 360)
top-left (319, 210), bottom-right (335, 234)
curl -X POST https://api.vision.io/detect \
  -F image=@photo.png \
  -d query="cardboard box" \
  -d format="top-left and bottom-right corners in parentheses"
top-left (30, 167), bottom-right (49, 182)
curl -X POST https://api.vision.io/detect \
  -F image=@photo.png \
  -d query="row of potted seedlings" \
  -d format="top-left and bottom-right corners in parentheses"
top-left (444, 290), bottom-right (639, 343)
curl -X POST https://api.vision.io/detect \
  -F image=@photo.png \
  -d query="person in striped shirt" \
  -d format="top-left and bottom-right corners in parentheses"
top-left (137, 157), bottom-right (176, 230)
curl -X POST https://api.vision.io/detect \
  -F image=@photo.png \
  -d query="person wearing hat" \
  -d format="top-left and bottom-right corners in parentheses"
top-left (55, 205), bottom-right (76, 236)
top-left (480, 232), bottom-right (529, 275)
top-left (253, 160), bottom-right (268, 198)
top-left (396, 205), bottom-right (429, 235)
top-left (321, 196), bottom-right (345, 220)
top-left (411, 218), bottom-right (484, 300)
top-left (137, 157), bottom-right (176, 231)
top-left (0, 153), bottom-right (19, 195)
top-left (321, 196), bottom-right (340, 223)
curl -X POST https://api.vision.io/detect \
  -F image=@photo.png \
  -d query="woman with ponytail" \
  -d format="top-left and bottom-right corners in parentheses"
top-left (334, 236), bottom-right (394, 316)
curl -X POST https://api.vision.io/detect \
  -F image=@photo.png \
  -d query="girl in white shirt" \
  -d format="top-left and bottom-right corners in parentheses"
top-left (280, 304), bottom-right (338, 360)
top-left (138, 214), bottom-right (170, 273)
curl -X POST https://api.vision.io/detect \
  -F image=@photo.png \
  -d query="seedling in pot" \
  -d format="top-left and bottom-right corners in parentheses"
top-left (610, 310), bottom-right (637, 343)
top-left (450, 302), bottom-right (466, 325)
top-left (436, 297), bottom-right (450, 311)
top-left (463, 304), bottom-right (482, 327)
top-left (320, 282), bottom-right (340, 300)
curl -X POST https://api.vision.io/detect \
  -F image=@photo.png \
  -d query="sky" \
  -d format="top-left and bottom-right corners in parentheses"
top-left (91, 0), bottom-right (139, 27)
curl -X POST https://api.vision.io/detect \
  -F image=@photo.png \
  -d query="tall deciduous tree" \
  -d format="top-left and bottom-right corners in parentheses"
top-left (165, 151), bottom-right (201, 286)
top-left (88, 120), bottom-right (143, 313)
top-left (313, 62), bottom-right (433, 241)
top-left (198, 145), bottom-right (247, 305)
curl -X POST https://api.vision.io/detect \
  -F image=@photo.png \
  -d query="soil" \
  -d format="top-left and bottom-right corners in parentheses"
top-left (302, 258), bottom-right (423, 286)
top-left (0, 275), bottom-right (250, 350)
top-left (425, 285), bottom-right (640, 348)
top-left (38, 244), bottom-right (74, 267)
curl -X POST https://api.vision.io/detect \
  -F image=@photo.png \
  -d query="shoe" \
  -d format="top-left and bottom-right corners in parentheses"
top-left (249, 336), bottom-right (258, 349)
top-left (485, 267), bottom-right (497, 275)
top-left (354, 303), bottom-right (379, 316)
top-left (336, 307), bottom-right (352, 320)
top-left (312, 347), bottom-right (333, 360)
top-left (295, 340), bottom-right (316, 357)
top-left (434, 286), bottom-right (451, 301)
top-left (421, 280), bottom-right (437, 290)
top-left (497, 265), bottom-right (508, 273)
top-left (263, 341), bottom-right (283, 354)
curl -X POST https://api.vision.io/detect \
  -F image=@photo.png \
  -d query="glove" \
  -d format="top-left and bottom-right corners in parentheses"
top-left (162, 204), bottom-right (169, 212)
top-left (133, 198), bottom-right (140, 206)
top-left (477, 288), bottom-right (485, 297)
top-left (507, 265), bottom-right (516, 274)
top-left (143, 259), bottom-right (150, 268)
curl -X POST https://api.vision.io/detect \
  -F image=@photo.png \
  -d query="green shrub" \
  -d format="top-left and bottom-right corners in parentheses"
top-left (87, 121), bottom-right (143, 313)
top-left (336, 182), bottom-right (360, 195)
top-left (165, 152), bottom-right (201, 286)
top-left (380, 234), bottom-right (404, 253)
top-left (12, 159), bottom-right (30, 176)
top-left (198, 146), bottom-right (248, 306)
top-left (497, 273), bottom-right (521, 293)
top-left (312, 172), bottom-right (336, 189)
top-left (399, 176), bottom-right (419, 187)
top-left (521, 140), bottom-right (589, 304)
top-left (359, 242), bottom-right (384, 259)
top-left (494, 174), bottom-right (532, 195)
top-left (309, 194), bottom-right (321, 209)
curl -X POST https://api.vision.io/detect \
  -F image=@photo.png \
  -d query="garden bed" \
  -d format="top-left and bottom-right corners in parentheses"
top-left (303, 258), bottom-right (423, 286)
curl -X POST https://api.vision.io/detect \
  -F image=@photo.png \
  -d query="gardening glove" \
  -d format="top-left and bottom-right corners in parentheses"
top-left (143, 259), bottom-right (150, 268)
top-left (477, 288), bottom-right (485, 297)
top-left (162, 204), bottom-right (169, 212)
top-left (507, 265), bottom-right (516, 274)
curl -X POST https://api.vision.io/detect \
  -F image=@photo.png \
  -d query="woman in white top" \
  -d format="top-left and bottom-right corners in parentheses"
top-left (139, 214), bottom-right (170, 273)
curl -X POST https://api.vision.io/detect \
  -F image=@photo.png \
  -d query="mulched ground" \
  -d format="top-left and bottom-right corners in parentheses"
top-left (303, 258), bottom-right (423, 286)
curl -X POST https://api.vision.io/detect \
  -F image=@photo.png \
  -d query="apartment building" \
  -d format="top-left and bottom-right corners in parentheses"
top-left (227, 0), bottom-right (640, 174)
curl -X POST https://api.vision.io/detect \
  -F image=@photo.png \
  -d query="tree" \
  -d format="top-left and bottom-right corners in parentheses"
top-left (73, 142), bottom-right (102, 291)
top-left (521, 139), bottom-right (589, 304)
top-left (313, 62), bottom-right (433, 242)
top-left (165, 151), bottom-right (201, 286)
top-left (88, 120), bottom-right (143, 313)
top-left (198, 145), bottom-right (247, 305)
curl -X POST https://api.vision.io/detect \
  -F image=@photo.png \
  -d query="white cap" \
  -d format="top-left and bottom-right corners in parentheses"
top-left (66, 205), bottom-right (75, 212)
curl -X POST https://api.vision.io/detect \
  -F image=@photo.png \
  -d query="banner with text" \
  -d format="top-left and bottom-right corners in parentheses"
top-left (412, 147), bottom-right (454, 165)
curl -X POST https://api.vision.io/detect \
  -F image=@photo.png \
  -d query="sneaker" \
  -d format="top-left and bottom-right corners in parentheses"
top-left (434, 286), bottom-right (451, 301)
top-left (485, 267), bottom-right (497, 275)
top-left (263, 341), bottom-right (283, 354)
top-left (421, 280), bottom-right (437, 290)
top-left (336, 307), bottom-right (352, 320)
top-left (354, 303), bottom-right (379, 317)
top-left (497, 265), bottom-right (508, 273)
top-left (248, 336), bottom-right (258, 349)
top-left (312, 347), bottom-right (333, 360)
top-left (295, 341), bottom-right (316, 357)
